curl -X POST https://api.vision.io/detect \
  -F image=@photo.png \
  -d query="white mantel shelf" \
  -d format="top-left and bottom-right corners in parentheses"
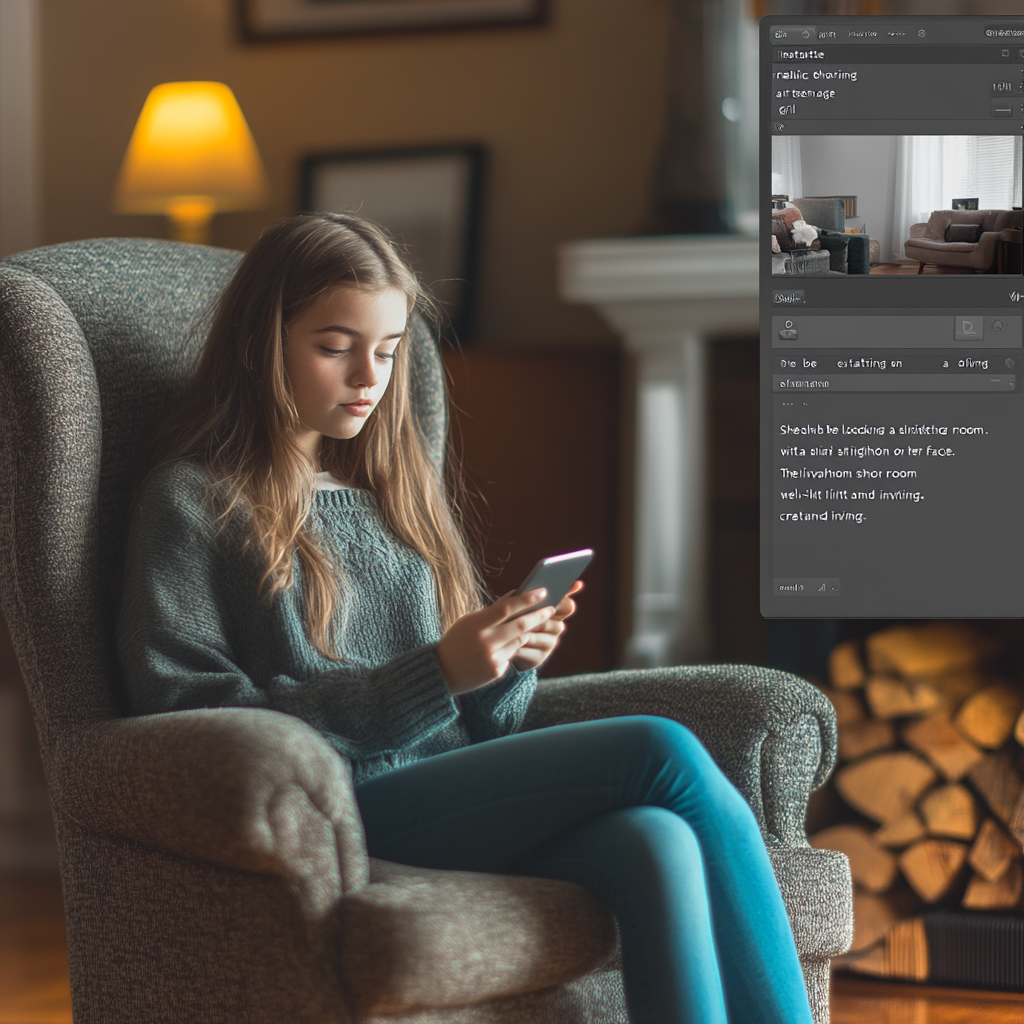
top-left (561, 234), bottom-right (758, 303)
top-left (559, 234), bottom-right (759, 666)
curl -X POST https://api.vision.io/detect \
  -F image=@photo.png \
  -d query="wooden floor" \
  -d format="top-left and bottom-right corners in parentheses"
top-left (0, 876), bottom-right (70, 1024)
top-left (870, 263), bottom-right (956, 275)
top-left (1, 874), bottom-right (1022, 1023)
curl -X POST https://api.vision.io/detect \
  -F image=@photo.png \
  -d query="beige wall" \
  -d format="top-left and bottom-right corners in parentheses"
top-left (40, 0), bottom-right (672, 346)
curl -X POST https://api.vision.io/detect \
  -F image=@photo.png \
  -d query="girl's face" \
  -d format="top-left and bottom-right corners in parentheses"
top-left (283, 286), bottom-right (408, 462)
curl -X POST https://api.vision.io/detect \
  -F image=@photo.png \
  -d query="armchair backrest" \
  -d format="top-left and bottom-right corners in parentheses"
top-left (922, 209), bottom-right (1023, 237)
top-left (0, 238), bottom-right (447, 761)
top-left (792, 198), bottom-right (845, 234)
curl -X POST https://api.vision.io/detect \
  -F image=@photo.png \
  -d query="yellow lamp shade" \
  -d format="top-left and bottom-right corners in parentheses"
top-left (114, 81), bottom-right (268, 217)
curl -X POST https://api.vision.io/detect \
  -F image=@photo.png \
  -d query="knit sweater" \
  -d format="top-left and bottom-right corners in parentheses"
top-left (116, 461), bottom-right (537, 784)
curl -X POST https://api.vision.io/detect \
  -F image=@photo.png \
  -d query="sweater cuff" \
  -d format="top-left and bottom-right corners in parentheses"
top-left (368, 643), bottom-right (458, 747)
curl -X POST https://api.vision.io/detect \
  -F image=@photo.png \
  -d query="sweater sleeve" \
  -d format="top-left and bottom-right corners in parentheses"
top-left (116, 465), bottom-right (459, 761)
top-left (457, 665), bottom-right (538, 742)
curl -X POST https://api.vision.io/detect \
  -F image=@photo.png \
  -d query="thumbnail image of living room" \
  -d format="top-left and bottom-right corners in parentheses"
top-left (771, 135), bottom-right (1023, 276)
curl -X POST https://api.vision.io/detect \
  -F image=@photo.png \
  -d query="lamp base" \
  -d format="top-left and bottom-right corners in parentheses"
top-left (167, 197), bottom-right (215, 245)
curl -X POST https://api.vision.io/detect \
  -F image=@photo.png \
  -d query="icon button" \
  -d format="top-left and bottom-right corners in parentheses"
top-left (955, 316), bottom-right (984, 340)
top-left (771, 25), bottom-right (817, 42)
top-left (993, 319), bottom-right (1008, 332)
top-left (992, 99), bottom-right (1013, 116)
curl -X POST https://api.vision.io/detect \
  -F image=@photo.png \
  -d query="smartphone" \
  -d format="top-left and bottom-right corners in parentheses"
top-left (512, 549), bottom-right (594, 614)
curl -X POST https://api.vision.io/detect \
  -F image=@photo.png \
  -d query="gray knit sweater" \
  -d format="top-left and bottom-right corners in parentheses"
top-left (116, 461), bottom-right (537, 784)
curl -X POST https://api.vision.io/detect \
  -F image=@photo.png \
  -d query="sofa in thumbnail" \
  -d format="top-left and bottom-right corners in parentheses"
top-left (771, 135), bottom-right (1022, 277)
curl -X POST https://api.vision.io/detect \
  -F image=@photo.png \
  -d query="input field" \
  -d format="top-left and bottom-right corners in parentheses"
top-left (771, 315), bottom-right (1022, 348)
top-left (773, 374), bottom-right (1017, 392)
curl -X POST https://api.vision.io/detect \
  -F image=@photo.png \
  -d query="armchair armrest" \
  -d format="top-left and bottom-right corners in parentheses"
top-left (523, 666), bottom-right (836, 848)
top-left (976, 230), bottom-right (1002, 262)
top-left (908, 223), bottom-right (929, 239)
top-left (55, 707), bottom-right (369, 917)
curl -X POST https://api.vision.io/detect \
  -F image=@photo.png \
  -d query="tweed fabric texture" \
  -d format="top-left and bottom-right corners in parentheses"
top-left (364, 972), bottom-right (627, 1024)
top-left (58, 815), bottom-right (349, 1024)
top-left (0, 240), bottom-right (849, 1023)
top-left (67, 707), bottom-right (371, 908)
top-left (338, 859), bottom-right (618, 1015)
top-left (770, 847), bottom-right (854, 1024)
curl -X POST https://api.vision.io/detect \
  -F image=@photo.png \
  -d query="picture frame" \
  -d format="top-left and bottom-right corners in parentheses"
top-left (301, 145), bottom-right (485, 343)
top-left (239, 0), bottom-right (547, 41)
top-left (952, 198), bottom-right (980, 211)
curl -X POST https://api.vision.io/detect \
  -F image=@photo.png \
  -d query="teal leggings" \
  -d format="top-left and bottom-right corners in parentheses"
top-left (355, 716), bottom-right (813, 1024)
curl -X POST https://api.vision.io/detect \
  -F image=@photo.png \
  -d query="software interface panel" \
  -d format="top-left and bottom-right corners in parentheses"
top-left (762, 16), bottom-right (1024, 619)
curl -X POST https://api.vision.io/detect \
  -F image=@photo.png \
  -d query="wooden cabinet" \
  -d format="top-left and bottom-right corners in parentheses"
top-left (444, 347), bottom-right (624, 676)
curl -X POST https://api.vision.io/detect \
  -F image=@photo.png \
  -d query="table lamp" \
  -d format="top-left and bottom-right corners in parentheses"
top-left (113, 81), bottom-right (269, 244)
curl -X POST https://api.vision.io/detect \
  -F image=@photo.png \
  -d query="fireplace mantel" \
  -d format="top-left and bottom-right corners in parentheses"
top-left (559, 234), bottom-right (758, 665)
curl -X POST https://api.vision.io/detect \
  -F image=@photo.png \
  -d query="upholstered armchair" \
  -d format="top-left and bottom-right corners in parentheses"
top-left (0, 239), bottom-right (852, 1024)
top-left (904, 209), bottom-right (1022, 273)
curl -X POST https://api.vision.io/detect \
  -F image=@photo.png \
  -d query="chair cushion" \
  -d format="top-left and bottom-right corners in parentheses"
top-left (789, 250), bottom-right (831, 275)
top-left (906, 237), bottom-right (979, 254)
top-left (946, 222), bottom-right (983, 243)
top-left (335, 859), bottom-right (618, 1016)
top-left (792, 198), bottom-right (846, 234)
top-left (772, 207), bottom-right (821, 252)
top-left (923, 210), bottom-right (953, 239)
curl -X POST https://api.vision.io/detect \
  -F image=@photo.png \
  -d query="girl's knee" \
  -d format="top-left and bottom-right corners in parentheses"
top-left (618, 715), bottom-right (700, 757)
top-left (595, 806), bottom-right (703, 865)
top-left (620, 716), bottom-right (724, 780)
top-left (627, 718), bottom-right (756, 815)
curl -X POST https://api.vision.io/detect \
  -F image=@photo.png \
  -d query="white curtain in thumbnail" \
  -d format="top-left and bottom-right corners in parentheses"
top-left (893, 135), bottom-right (943, 262)
top-left (771, 136), bottom-right (802, 203)
top-left (893, 135), bottom-right (1023, 261)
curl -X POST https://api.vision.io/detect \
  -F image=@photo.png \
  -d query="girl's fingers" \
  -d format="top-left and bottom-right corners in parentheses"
top-left (491, 589), bottom-right (548, 625)
top-left (491, 604), bottom-right (555, 643)
top-left (493, 633), bottom-right (528, 663)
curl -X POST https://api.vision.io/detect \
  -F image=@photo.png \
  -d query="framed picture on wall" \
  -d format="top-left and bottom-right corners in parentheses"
top-left (239, 0), bottom-right (546, 40)
top-left (301, 145), bottom-right (485, 343)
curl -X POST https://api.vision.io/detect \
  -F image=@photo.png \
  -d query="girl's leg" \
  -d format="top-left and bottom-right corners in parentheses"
top-left (355, 716), bottom-right (812, 1024)
top-left (517, 806), bottom-right (730, 1024)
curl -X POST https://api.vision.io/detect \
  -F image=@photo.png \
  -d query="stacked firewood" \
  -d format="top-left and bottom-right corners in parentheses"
top-left (809, 623), bottom-right (1024, 979)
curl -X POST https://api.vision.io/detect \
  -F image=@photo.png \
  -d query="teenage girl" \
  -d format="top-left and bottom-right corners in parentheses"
top-left (117, 213), bottom-right (814, 1024)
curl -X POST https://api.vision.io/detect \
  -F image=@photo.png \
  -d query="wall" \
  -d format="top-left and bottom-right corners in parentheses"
top-left (40, 0), bottom-right (672, 346)
top-left (799, 134), bottom-right (898, 262)
top-left (444, 348), bottom-right (624, 674)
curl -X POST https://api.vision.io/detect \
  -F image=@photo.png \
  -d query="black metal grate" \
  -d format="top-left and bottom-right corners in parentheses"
top-left (925, 912), bottom-right (1024, 992)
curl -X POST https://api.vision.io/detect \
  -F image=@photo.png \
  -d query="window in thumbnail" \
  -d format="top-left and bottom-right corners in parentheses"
top-left (770, 135), bottom-right (1022, 277)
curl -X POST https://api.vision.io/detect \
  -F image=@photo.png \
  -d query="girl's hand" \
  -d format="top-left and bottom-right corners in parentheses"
top-left (436, 582), bottom-right (582, 694)
top-left (510, 580), bottom-right (583, 672)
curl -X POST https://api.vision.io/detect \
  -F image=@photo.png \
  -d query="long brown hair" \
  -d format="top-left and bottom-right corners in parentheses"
top-left (130, 212), bottom-right (484, 659)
